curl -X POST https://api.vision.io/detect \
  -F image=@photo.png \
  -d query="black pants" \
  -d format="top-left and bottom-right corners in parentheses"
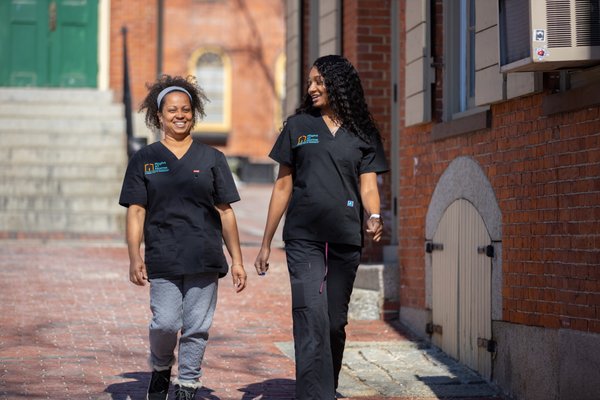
top-left (285, 240), bottom-right (361, 400)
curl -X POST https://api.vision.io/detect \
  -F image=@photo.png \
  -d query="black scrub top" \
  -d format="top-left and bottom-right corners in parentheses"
top-left (269, 112), bottom-right (388, 246)
top-left (119, 141), bottom-right (240, 279)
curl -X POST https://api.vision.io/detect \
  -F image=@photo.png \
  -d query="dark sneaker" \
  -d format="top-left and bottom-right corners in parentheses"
top-left (174, 385), bottom-right (197, 400)
top-left (147, 368), bottom-right (171, 400)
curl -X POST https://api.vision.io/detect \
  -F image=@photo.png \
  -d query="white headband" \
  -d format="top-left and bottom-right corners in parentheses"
top-left (157, 86), bottom-right (192, 108)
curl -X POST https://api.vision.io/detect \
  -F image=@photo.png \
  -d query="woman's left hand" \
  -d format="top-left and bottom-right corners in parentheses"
top-left (231, 264), bottom-right (247, 292)
top-left (366, 217), bottom-right (383, 242)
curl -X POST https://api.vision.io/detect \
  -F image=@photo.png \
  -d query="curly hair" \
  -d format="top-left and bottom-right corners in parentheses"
top-left (295, 55), bottom-right (380, 144)
top-left (139, 74), bottom-right (208, 131)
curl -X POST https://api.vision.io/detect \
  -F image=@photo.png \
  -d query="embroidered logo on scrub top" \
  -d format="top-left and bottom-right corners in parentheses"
top-left (347, 200), bottom-right (354, 207)
top-left (193, 169), bottom-right (200, 177)
top-left (144, 161), bottom-right (169, 175)
top-left (294, 134), bottom-right (319, 147)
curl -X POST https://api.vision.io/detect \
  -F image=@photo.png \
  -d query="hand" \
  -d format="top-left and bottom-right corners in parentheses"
top-left (129, 258), bottom-right (148, 286)
top-left (231, 264), bottom-right (247, 293)
top-left (254, 247), bottom-right (270, 276)
top-left (366, 217), bottom-right (383, 242)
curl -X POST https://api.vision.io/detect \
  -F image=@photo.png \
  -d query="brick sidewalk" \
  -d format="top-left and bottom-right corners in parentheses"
top-left (0, 184), bottom-right (506, 400)
top-left (0, 242), bottom-right (404, 400)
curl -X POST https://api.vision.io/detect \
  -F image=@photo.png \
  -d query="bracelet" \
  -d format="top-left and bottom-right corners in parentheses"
top-left (369, 214), bottom-right (381, 219)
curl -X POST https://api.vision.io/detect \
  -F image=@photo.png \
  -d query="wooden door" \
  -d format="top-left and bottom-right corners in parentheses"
top-left (431, 199), bottom-right (492, 378)
top-left (0, 0), bottom-right (49, 86)
top-left (432, 200), bottom-right (460, 359)
top-left (458, 199), bottom-right (492, 378)
top-left (49, 0), bottom-right (98, 86)
top-left (0, 0), bottom-right (97, 87)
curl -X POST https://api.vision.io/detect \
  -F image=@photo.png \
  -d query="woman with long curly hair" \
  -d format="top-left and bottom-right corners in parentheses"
top-left (254, 55), bottom-right (388, 399)
top-left (119, 75), bottom-right (247, 400)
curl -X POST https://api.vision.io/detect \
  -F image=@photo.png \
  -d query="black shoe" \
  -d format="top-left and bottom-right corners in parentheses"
top-left (147, 368), bottom-right (171, 400)
top-left (174, 385), bottom-right (197, 400)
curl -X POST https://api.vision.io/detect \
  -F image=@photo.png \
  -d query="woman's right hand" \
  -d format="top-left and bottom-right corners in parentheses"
top-left (129, 258), bottom-right (148, 286)
top-left (254, 246), bottom-right (271, 276)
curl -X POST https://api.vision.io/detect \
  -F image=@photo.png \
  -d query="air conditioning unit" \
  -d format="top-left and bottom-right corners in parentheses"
top-left (499, 0), bottom-right (600, 72)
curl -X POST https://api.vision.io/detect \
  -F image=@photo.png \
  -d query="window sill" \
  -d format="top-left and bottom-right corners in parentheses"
top-left (542, 82), bottom-right (600, 115)
top-left (431, 109), bottom-right (491, 141)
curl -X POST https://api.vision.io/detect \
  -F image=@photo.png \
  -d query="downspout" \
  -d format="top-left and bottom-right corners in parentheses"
top-left (388, 0), bottom-right (399, 250)
top-left (157, 0), bottom-right (164, 77)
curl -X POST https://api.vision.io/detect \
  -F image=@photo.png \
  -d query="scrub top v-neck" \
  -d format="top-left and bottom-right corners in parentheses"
top-left (119, 141), bottom-right (240, 279)
top-left (269, 112), bottom-right (388, 246)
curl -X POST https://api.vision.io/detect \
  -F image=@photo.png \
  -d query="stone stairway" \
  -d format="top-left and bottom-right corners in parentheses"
top-left (0, 88), bottom-right (128, 235)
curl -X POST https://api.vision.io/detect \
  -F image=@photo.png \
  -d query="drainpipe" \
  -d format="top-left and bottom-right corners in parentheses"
top-left (388, 0), bottom-right (400, 253)
top-left (157, 0), bottom-right (164, 77)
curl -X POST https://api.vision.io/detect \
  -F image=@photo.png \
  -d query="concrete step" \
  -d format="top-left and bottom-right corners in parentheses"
top-left (0, 177), bottom-right (122, 197)
top-left (0, 210), bottom-right (126, 234)
top-left (1, 195), bottom-right (122, 213)
top-left (0, 164), bottom-right (125, 180)
top-left (0, 131), bottom-right (126, 148)
top-left (0, 103), bottom-right (124, 119)
top-left (0, 88), bottom-right (128, 235)
top-left (0, 147), bottom-right (128, 164)
top-left (0, 118), bottom-right (125, 134)
top-left (0, 88), bottom-right (115, 104)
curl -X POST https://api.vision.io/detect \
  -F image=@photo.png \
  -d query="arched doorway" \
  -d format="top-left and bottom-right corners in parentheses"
top-left (431, 198), bottom-right (493, 378)
top-left (425, 156), bottom-right (502, 379)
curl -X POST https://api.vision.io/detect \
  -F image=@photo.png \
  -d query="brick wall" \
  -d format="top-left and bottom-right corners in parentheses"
top-left (343, 0), bottom-right (393, 263)
top-left (109, 0), bottom-right (158, 113)
top-left (109, 0), bottom-right (284, 158)
top-left (161, 0), bottom-right (285, 157)
top-left (495, 98), bottom-right (600, 332)
top-left (399, 94), bottom-right (600, 333)
top-left (397, 0), bottom-right (600, 334)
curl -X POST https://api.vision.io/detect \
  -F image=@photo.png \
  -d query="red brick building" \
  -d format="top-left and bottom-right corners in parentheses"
top-left (0, 1), bottom-right (283, 235)
top-left (287, 1), bottom-right (599, 399)
top-left (110, 0), bottom-right (285, 160)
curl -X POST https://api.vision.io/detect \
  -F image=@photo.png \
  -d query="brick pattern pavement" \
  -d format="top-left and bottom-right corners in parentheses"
top-left (0, 241), bottom-right (506, 400)
top-left (0, 185), bottom-right (507, 400)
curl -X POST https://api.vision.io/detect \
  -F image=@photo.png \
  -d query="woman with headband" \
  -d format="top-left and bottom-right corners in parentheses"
top-left (119, 75), bottom-right (247, 400)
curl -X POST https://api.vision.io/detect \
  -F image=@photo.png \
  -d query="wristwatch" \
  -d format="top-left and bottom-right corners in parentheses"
top-left (369, 214), bottom-right (382, 223)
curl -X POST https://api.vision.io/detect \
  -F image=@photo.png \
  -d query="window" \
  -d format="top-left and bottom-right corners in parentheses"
top-left (433, 0), bottom-right (497, 139)
top-left (444, 0), bottom-right (476, 119)
top-left (189, 48), bottom-right (231, 133)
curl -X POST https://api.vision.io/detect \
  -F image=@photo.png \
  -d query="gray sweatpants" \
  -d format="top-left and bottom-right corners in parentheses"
top-left (148, 273), bottom-right (219, 385)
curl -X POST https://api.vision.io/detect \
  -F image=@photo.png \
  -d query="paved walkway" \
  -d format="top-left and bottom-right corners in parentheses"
top-left (0, 184), bottom-right (506, 400)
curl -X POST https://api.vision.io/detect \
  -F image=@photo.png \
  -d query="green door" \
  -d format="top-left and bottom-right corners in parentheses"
top-left (0, 0), bottom-right (98, 87)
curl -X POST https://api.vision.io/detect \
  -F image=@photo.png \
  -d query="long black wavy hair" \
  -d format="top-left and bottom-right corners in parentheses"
top-left (295, 55), bottom-right (380, 144)
top-left (139, 74), bottom-right (208, 131)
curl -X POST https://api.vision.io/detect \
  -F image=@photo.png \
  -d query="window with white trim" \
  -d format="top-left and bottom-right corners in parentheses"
top-left (191, 49), bottom-right (231, 133)
top-left (444, 0), bottom-right (476, 120)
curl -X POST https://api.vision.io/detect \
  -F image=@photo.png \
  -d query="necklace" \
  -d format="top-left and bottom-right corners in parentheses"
top-left (322, 114), bottom-right (341, 136)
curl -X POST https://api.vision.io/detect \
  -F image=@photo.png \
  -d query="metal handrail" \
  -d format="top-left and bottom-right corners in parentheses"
top-left (122, 26), bottom-right (146, 158)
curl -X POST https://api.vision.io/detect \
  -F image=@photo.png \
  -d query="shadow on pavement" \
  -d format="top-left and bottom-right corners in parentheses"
top-left (195, 386), bottom-right (220, 399)
top-left (238, 378), bottom-right (296, 399)
top-left (104, 372), bottom-right (220, 400)
top-left (383, 318), bottom-right (421, 340)
top-left (104, 372), bottom-right (148, 400)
